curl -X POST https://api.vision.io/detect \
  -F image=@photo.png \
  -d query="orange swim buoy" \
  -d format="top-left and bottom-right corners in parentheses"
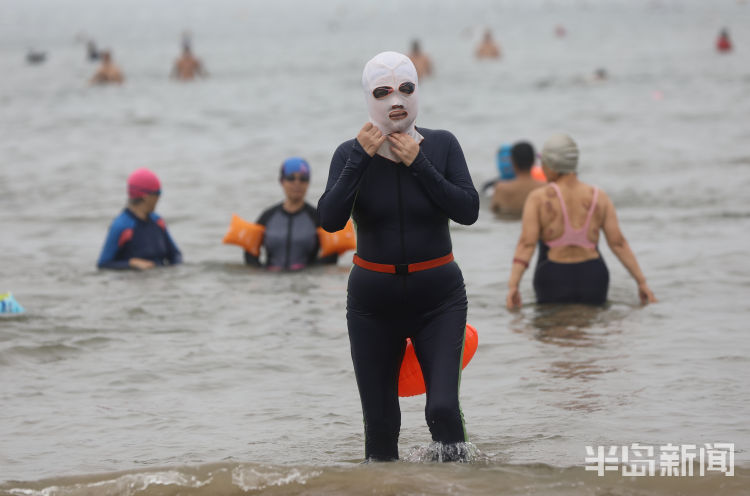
top-left (398, 324), bottom-right (478, 397)
top-left (531, 164), bottom-right (547, 182)
top-left (317, 219), bottom-right (356, 257)
top-left (222, 214), bottom-right (265, 257)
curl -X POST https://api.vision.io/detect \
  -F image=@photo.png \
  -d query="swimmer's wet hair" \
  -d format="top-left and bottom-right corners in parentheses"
top-left (511, 142), bottom-right (535, 171)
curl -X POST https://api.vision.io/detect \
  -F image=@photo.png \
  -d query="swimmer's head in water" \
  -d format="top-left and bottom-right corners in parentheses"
top-left (280, 157), bottom-right (310, 203)
top-left (362, 51), bottom-right (419, 135)
top-left (511, 142), bottom-right (536, 172)
top-left (279, 157), bottom-right (310, 182)
top-left (541, 134), bottom-right (579, 174)
top-left (128, 168), bottom-right (161, 199)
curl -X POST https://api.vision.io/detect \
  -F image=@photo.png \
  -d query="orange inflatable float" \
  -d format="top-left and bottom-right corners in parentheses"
top-left (317, 219), bottom-right (356, 257)
top-left (222, 214), bottom-right (265, 257)
top-left (531, 164), bottom-right (546, 182)
top-left (398, 324), bottom-right (478, 397)
top-left (224, 214), bottom-right (356, 259)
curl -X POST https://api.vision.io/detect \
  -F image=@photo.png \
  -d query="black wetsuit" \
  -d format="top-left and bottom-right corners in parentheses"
top-left (244, 202), bottom-right (337, 270)
top-left (318, 128), bottom-right (479, 460)
top-left (533, 242), bottom-right (609, 304)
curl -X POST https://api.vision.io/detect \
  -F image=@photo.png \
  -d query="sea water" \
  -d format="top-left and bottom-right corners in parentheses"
top-left (1, 0), bottom-right (749, 494)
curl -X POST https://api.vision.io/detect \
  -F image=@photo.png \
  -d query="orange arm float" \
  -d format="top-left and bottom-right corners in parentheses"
top-left (317, 219), bottom-right (356, 257)
top-left (222, 214), bottom-right (265, 257)
top-left (398, 324), bottom-right (478, 397)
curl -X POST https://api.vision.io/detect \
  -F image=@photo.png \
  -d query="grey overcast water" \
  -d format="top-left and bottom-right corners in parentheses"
top-left (1, 0), bottom-right (749, 494)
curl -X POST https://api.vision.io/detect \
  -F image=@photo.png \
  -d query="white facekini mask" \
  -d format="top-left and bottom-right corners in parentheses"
top-left (361, 51), bottom-right (423, 161)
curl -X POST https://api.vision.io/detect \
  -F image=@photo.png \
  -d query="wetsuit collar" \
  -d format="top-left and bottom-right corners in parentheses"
top-left (374, 127), bottom-right (424, 162)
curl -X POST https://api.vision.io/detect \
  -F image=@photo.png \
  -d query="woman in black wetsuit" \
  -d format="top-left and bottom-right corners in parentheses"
top-left (244, 158), bottom-right (337, 270)
top-left (317, 51), bottom-right (479, 461)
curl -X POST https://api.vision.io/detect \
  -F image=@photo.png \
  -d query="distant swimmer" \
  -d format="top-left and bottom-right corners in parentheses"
top-left (475, 29), bottom-right (501, 59)
top-left (491, 141), bottom-right (546, 217)
top-left (555, 24), bottom-right (567, 38)
top-left (716, 28), bottom-right (732, 53)
top-left (243, 158), bottom-right (338, 270)
top-left (171, 42), bottom-right (207, 80)
top-left (90, 51), bottom-right (124, 85)
top-left (593, 68), bottom-right (608, 81)
top-left (318, 51), bottom-right (479, 462)
top-left (408, 40), bottom-right (433, 79)
top-left (87, 40), bottom-right (100, 61)
top-left (26, 49), bottom-right (46, 65)
top-left (97, 168), bottom-right (182, 270)
top-left (506, 134), bottom-right (656, 308)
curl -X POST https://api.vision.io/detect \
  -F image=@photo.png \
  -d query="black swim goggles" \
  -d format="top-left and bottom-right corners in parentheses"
top-left (372, 82), bottom-right (416, 99)
top-left (130, 186), bottom-right (161, 196)
top-left (282, 173), bottom-right (310, 183)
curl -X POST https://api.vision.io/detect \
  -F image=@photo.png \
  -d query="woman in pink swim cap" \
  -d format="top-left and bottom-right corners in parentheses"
top-left (97, 168), bottom-right (182, 270)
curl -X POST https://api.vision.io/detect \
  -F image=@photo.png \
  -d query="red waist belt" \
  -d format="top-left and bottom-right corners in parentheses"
top-left (352, 253), bottom-right (454, 275)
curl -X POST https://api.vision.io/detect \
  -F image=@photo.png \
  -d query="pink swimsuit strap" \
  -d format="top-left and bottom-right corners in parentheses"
top-left (545, 183), bottom-right (599, 250)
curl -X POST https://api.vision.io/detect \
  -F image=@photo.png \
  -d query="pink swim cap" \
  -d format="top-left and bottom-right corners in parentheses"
top-left (127, 168), bottom-right (161, 198)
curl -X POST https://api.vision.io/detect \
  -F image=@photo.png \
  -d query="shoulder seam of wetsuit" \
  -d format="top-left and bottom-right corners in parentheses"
top-left (257, 203), bottom-right (283, 225)
top-left (302, 202), bottom-right (319, 225)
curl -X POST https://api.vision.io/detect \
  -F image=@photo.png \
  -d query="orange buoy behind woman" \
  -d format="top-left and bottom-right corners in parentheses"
top-left (398, 324), bottom-right (478, 397)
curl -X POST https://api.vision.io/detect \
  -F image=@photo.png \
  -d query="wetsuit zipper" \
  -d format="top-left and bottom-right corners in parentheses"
top-left (396, 166), bottom-right (407, 293)
top-left (396, 166), bottom-right (406, 262)
top-left (285, 213), bottom-right (293, 269)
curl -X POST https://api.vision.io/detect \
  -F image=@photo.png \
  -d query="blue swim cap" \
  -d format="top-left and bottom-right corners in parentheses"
top-left (280, 157), bottom-right (310, 180)
top-left (496, 144), bottom-right (515, 181)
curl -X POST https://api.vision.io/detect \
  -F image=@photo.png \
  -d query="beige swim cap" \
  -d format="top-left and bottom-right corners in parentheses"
top-left (541, 133), bottom-right (579, 174)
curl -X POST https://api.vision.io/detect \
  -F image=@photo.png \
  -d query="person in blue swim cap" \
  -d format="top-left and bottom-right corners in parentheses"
top-left (243, 157), bottom-right (338, 270)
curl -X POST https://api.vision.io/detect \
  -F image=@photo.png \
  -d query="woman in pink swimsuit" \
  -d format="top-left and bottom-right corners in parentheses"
top-left (506, 134), bottom-right (657, 308)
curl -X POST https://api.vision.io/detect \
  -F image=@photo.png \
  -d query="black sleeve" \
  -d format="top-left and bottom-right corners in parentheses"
top-left (317, 139), bottom-right (373, 233)
top-left (163, 225), bottom-right (183, 265)
top-left (409, 132), bottom-right (479, 225)
top-left (244, 250), bottom-right (261, 266)
top-left (243, 204), bottom-right (277, 266)
top-left (303, 203), bottom-right (339, 266)
top-left (255, 204), bottom-right (278, 226)
top-left (304, 203), bottom-right (320, 225)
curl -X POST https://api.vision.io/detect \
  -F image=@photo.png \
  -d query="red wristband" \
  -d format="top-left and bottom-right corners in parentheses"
top-left (513, 258), bottom-right (529, 269)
